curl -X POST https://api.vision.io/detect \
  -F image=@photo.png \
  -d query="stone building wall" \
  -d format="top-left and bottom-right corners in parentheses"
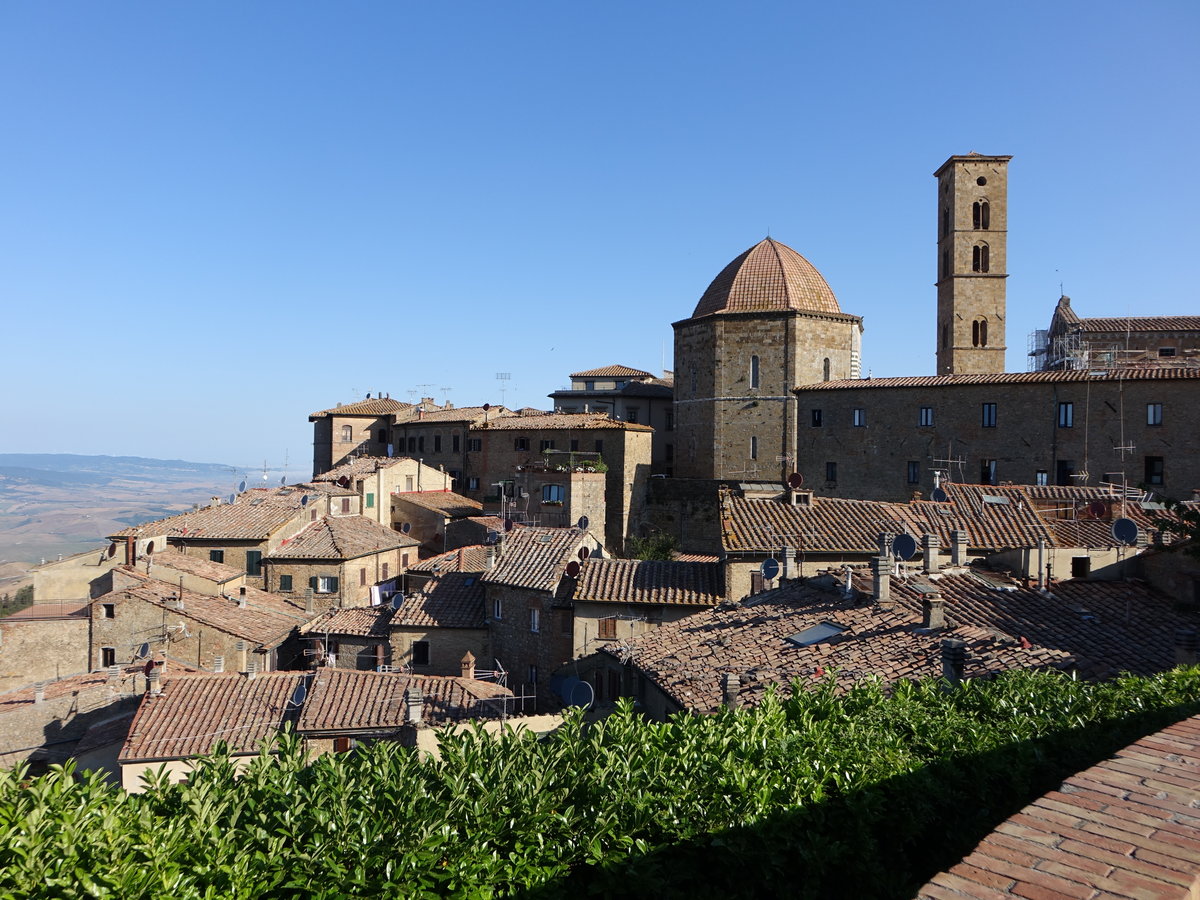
top-left (389, 626), bottom-right (489, 678)
top-left (0, 616), bottom-right (90, 692)
top-left (262, 547), bottom-right (406, 609)
top-left (486, 584), bottom-right (573, 712)
top-left (33, 549), bottom-right (123, 602)
top-left (0, 677), bottom-right (143, 769)
top-left (571, 601), bottom-right (703, 660)
top-left (794, 374), bottom-right (1200, 502)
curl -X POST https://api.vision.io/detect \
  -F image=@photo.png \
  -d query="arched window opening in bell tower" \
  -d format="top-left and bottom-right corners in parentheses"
top-left (973, 200), bottom-right (990, 230)
top-left (972, 243), bottom-right (990, 273)
top-left (750, 355), bottom-right (760, 389)
top-left (823, 358), bottom-right (831, 381)
top-left (972, 317), bottom-right (989, 347)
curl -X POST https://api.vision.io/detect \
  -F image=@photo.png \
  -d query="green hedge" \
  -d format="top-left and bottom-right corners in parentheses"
top-left (1, 667), bottom-right (1198, 899)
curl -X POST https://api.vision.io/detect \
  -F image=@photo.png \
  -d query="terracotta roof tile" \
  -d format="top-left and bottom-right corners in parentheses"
top-left (1076, 315), bottom-right (1200, 333)
top-left (312, 456), bottom-right (412, 481)
top-left (145, 548), bottom-right (245, 583)
top-left (0, 665), bottom-right (159, 714)
top-left (399, 405), bottom-right (514, 425)
top-left (481, 527), bottom-right (585, 592)
top-left (797, 367), bottom-right (1200, 391)
top-left (569, 365), bottom-right (655, 379)
top-left (475, 412), bottom-right (652, 432)
top-left (395, 573), bottom-right (486, 628)
top-left (572, 558), bottom-right (723, 607)
top-left (299, 668), bottom-right (513, 730)
top-left (109, 488), bottom-right (311, 540)
top-left (691, 238), bottom-right (845, 319)
top-left (409, 545), bottom-right (490, 574)
top-left (308, 398), bottom-right (411, 419)
top-left (301, 606), bottom-right (393, 638)
top-left (265, 516), bottom-right (418, 560)
top-left (721, 494), bottom-right (914, 554)
top-left (392, 491), bottom-right (483, 518)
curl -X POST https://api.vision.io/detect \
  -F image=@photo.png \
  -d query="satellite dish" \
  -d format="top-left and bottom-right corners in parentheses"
top-left (565, 560), bottom-right (581, 578)
top-left (761, 558), bottom-right (780, 581)
top-left (1089, 501), bottom-right (1107, 519)
top-left (577, 516), bottom-right (589, 530)
top-left (107, 542), bottom-right (117, 558)
top-left (503, 518), bottom-right (514, 532)
top-left (400, 522), bottom-right (411, 534)
top-left (482, 403), bottom-right (491, 411)
top-left (280, 476), bottom-right (286, 485)
top-left (551, 675), bottom-right (595, 709)
top-left (391, 595), bottom-right (405, 610)
top-left (931, 488), bottom-right (949, 503)
top-left (301, 495), bottom-right (309, 507)
top-left (578, 546), bottom-right (590, 560)
top-left (146, 540), bottom-right (155, 554)
top-left (892, 534), bottom-right (918, 561)
top-left (136, 642), bottom-right (150, 660)
top-left (237, 480), bottom-right (247, 493)
top-left (290, 681), bottom-right (307, 707)
top-left (787, 472), bottom-right (804, 489)
top-left (337, 476), bottom-right (350, 488)
top-left (227, 494), bottom-right (236, 505)
top-left (1111, 518), bottom-right (1139, 546)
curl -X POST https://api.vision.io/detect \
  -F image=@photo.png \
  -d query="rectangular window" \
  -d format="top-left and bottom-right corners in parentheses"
top-left (530, 608), bottom-right (540, 633)
top-left (750, 355), bottom-right (760, 389)
top-left (434, 435), bottom-right (442, 452)
top-left (625, 408), bottom-right (639, 424)
top-left (750, 436), bottom-right (758, 460)
top-left (542, 484), bottom-right (564, 503)
top-left (493, 597), bottom-right (502, 620)
top-left (411, 640), bottom-right (430, 667)
top-left (665, 443), bottom-right (674, 462)
top-left (278, 574), bottom-right (293, 592)
top-left (852, 408), bottom-right (866, 427)
top-left (811, 409), bottom-right (823, 427)
top-left (598, 616), bottom-right (617, 640)
top-left (467, 476), bottom-right (480, 491)
top-left (418, 436), bottom-right (425, 452)
top-left (452, 435), bottom-right (461, 452)
top-left (919, 406), bottom-right (934, 427)
top-left (665, 410), bottom-right (674, 431)
top-left (981, 403), bottom-right (997, 428)
top-left (365, 492), bottom-right (375, 509)
top-left (825, 461), bottom-right (837, 482)
top-left (527, 664), bottom-right (539, 685)
top-left (101, 647), bottom-right (116, 668)
top-left (1056, 460), bottom-right (1075, 486)
top-left (539, 439), bottom-right (555, 451)
top-left (980, 459), bottom-right (997, 485)
top-left (102, 603), bottom-right (115, 619)
top-left (1035, 470), bottom-right (1049, 486)
top-left (1147, 403), bottom-right (1163, 426)
top-left (467, 438), bottom-right (481, 452)
top-left (209, 549), bottom-right (225, 564)
top-left (515, 438), bottom-right (530, 451)
top-left (1145, 456), bottom-right (1164, 485)
top-left (401, 553), bottom-right (409, 568)
top-left (245, 550), bottom-right (262, 577)
top-left (570, 439), bottom-right (579, 452)
top-left (360, 568), bottom-right (367, 586)
top-left (407, 437), bottom-right (416, 452)
top-left (381, 563), bottom-right (388, 580)
top-left (906, 461), bottom-right (920, 484)
top-left (750, 572), bottom-right (764, 595)
top-left (341, 498), bottom-right (352, 513)
top-left (594, 440), bottom-right (604, 455)
top-left (1057, 402), bottom-right (1074, 428)
top-left (1159, 347), bottom-right (1177, 358)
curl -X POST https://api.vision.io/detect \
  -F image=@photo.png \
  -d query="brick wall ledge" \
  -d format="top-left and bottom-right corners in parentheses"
top-left (916, 713), bottom-right (1200, 900)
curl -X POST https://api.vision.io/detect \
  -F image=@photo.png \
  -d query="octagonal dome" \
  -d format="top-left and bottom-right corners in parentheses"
top-left (690, 237), bottom-right (841, 319)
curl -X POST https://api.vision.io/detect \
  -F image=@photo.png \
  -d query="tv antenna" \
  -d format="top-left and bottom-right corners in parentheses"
top-left (496, 372), bottom-right (511, 406)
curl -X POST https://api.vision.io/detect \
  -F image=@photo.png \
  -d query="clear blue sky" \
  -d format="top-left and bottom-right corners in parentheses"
top-left (2, 1), bottom-right (1196, 478)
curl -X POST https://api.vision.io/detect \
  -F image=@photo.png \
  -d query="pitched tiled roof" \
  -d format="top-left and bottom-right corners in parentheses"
top-left (481, 527), bottom-right (584, 592)
top-left (109, 495), bottom-right (304, 540)
top-left (1077, 315), bottom-right (1200, 332)
top-left (721, 494), bottom-right (913, 554)
top-left (602, 582), bottom-right (1070, 714)
top-left (917, 713), bottom-right (1200, 900)
top-left (475, 412), bottom-right (652, 432)
top-left (398, 405), bottom-right (512, 425)
top-left (569, 365), bottom-right (655, 379)
top-left (572, 558), bottom-right (723, 607)
top-left (796, 367), bottom-right (1200, 391)
top-left (120, 672), bottom-right (306, 759)
top-left (907, 483), bottom-right (1056, 551)
top-left (146, 548), bottom-right (244, 584)
top-left (0, 665), bottom-right (161, 715)
top-left (672, 552), bottom-right (721, 563)
top-left (395, 573), bottom-right (486, 628)
top-left (98, 572), bottom-right (312, 648)
top-left (293, 481), bottom-right (358, 497)
top-left (311, 456), bottom-right (410, 481)
top-left (265, 516), bottom-right (418, 560)
top-left (852, 569), bottom-right (1197, 680)
top-left (392, 491), bottom-right (483, 518)
top-left (301, 606), bottom-right (393, 638)
top-left (690, 238), bottom-right (845, 319)
top-left (309, 397), bottom-right (411, 419)
top-left (409, 545), bottom-right (490, 573)
top-left (299, 668), bottom-right (512, 730)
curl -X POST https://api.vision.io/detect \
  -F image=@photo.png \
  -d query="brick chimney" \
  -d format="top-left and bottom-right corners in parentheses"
top-left (721, 672), bottom-right (740, 710)
top-left (871, 556), bottom-right (892, 608)
top-left (922, 591), bottom-right (945, 629)
top-left (922, 533), bottom-right (940, 574)
top-left (941, 638), bottom-right (966, 684)
top-left (404, 687), bottom-right (424, 724)
top-left (460, 651), bottom-right (476, 680)
top-left (147, 667), bottom-right (162, 696)
top-left (246, 660), bottom-right (258, 680)
top-left (213, 655), bottom-right (225, 673)
top-left (950, 530), bottom-right (968, 567)
top-left (1175, 628), bottom-right (1198, 666)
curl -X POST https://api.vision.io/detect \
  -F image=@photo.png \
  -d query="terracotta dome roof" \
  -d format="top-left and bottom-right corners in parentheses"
top-left (690, 238), bottom-right (841, 319)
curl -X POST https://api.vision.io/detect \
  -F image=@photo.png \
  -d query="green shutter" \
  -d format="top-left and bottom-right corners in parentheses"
top-left (366, 493), bottom-right (375, 509)
top-left (309, 576), bottom-right (318, 592)
top-left (329, 576), bottom-right (339, 593)
top-left (279, 575), bottom-right (292, 592)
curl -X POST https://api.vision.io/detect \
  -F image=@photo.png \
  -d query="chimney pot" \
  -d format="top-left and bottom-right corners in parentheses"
top-left (941, 638), bottom-right (967, 684)
top-left (213, 655), bottom-right (225, 673)
top-left (106, 665), bottom-right (121, 683)
top-left (922, 592), bottom-right (945, 629)
top-left (405, 687), bottom-right (424, 724)
top-left (871, 556), bottom-right (892, 608)
top-left (922, 533), bottom-right (940, 574)
top-left (33, 682), bottom-right (46, 705)
top-left (721, 672), bottom-right (740, 710)
top-left (951, 530), bottom-right (968, 567)
top-left (460, 651), bottom-right (476, 680)
top-left (147, 668), bottom-right (162, 696)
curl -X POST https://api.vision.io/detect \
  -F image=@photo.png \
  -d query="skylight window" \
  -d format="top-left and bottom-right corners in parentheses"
top-left (785, 621), bottom-right (846, 648)
top-left (981, 495), bottom-right (1010, 505)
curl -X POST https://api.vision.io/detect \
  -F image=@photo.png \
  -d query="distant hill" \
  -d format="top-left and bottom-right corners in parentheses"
top-left (0, 454), bottom-right (239, 568)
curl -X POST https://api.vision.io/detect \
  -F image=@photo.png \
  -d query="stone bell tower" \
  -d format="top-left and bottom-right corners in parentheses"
top-left (935, 153), bottom-right (1011, 375)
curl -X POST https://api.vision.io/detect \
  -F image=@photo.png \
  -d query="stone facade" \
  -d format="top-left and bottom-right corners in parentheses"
top-left (262, 546), bottom-right (409, 610)
top-left (485, 583), bottom-right (574, 712)
top-left (793, 370), bottom-right (1200, 503)
top-left (389, 626), bottom-right (489, 678)
top-left (32, 548), bottom-right (124, 602)
top-left (0, 615), bottom-right (90, 693)
top-left (935, 154), bottom-right (1010, 375)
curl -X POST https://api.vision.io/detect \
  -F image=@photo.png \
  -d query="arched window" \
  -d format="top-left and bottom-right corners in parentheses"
top-left (972, 243), bottom-right (990, 273)
top-left (750, 355), bottom-right (760, 389)
top-left (941, 207), bottom-right (949, 238)
top-left (972, 200), bottom-right (990, 230)
top-left (341, 425), bottom-right (353, 442)
top-left (823, 358), bottom-right (831, 381)
top-left (972, 317), bottom-right (989, 347)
